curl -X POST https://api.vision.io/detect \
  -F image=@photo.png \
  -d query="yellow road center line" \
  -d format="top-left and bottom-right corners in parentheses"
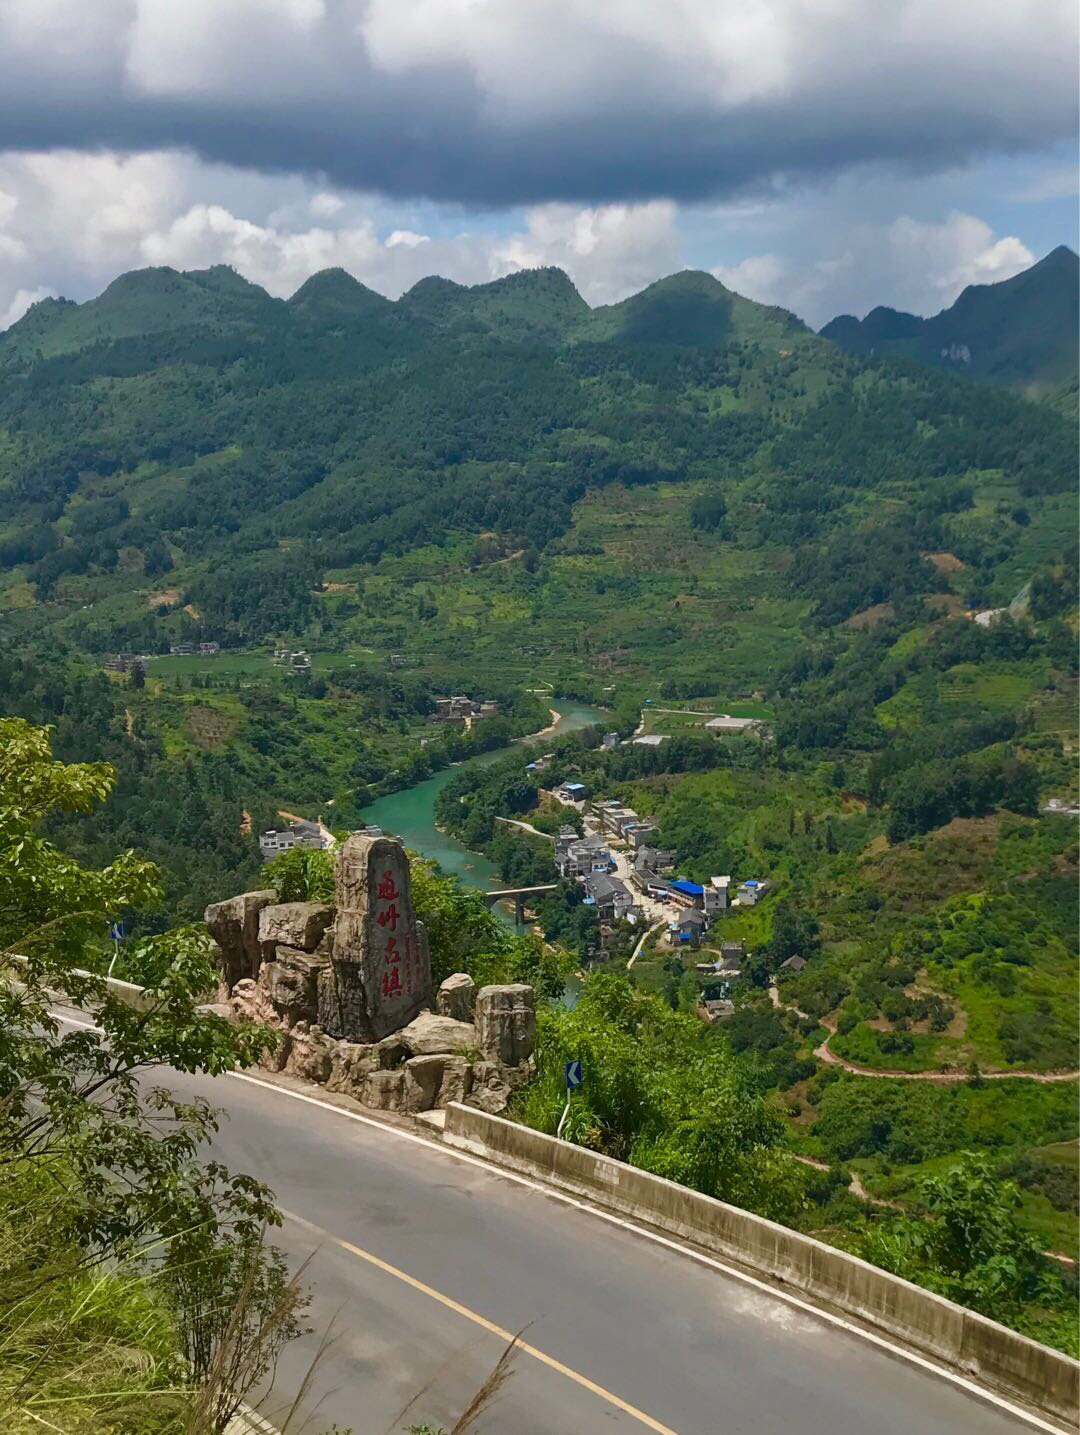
top-left (283, 1209), bottom-right (679, 1435)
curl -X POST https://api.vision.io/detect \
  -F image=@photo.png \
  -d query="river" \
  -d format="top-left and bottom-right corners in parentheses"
top-left (360, 700), bottom-right (607, 893)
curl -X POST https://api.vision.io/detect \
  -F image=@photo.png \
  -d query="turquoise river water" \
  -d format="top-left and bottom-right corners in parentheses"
top-left (360, 700), bottom-right (607, 893)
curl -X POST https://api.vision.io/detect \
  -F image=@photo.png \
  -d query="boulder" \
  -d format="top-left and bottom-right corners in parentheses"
top-left (402, 1054), bottom-right (474, 1113)
top-left (285, 1023), bottom-right (334, 1084)
top-left (258, 903), bottom-right (335, 958)
top-left (258, 945), bottom-right (327, 1022)
top-left (361, 1068), bottom-right (405, 1112)
top-left (436, 1055), bottom-right (473, 1106)
top-left (397, 1010), bottom-right (477, 1057)
top-left (326, 1041), bottom-right (378, 1096)
top-left (437, 972), bottom-right (476, 1022)
top-left (205, 890), bottom-right (275, 990)
top-left (402, 1055), bottom-right (446, 1113)
top-left (229, 977), bottom-right (276, 1027)
top-left (258, 1029), bottom-right (291, 1073)
top-left (474, 984), bottom-right (536, 1066)
top-left (375, 1032), bottom-right (410, 1068)
top-left (466, 1061), bottom-right (511, 1115)
top-left (197, 1001), bottom-right (235, 1022)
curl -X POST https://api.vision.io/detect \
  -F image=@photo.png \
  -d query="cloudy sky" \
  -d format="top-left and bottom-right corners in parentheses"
top-left (0, 0), bottom-right (1076, 329)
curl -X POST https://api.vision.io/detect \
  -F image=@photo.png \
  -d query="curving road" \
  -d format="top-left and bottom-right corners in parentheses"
top-left (128, 1055), bottom-right (1061, 1435)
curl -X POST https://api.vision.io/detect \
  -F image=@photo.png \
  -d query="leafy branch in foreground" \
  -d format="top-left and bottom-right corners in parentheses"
top-left (863, 1154), bottom-right (1078, 1354)
top-left (0, 718), bottom-right (307, 1431)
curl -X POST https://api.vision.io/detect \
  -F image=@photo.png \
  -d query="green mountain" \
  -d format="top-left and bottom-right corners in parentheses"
top-left (0, 265), bottom-right (282, 365)
top-left (820, 246), bottom-right (1079, 402)
top-left (577, 269), bottom-right (810, 348)
top-left (1, 260), bottom-right (1075, 1365)
top-left (400, 265), bottom-right (589, 340)
top-left (0, 258), bottom-right (1072, 670)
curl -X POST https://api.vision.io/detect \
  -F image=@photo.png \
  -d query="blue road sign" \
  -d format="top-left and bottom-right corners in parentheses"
top-left (564, 1059), bottom-right (583, 1091)
top-left (108, 921), bottom-right (125, 942)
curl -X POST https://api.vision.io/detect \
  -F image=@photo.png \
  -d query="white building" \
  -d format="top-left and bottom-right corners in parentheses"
top-left (703, 875), bottom-right (731, 915)
top-left (705, 715), bottom-right (760, 733)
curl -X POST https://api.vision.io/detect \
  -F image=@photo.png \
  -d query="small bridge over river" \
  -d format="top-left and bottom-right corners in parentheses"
top-left (484, 885), bottom-right (558, 924)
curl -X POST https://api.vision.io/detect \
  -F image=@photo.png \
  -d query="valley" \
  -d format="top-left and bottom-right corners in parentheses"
top-left (0, 250), bottom-right (1076, 1364)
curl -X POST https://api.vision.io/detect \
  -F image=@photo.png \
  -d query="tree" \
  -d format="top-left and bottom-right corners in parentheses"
top-left (862, 1155), bottom-right (1070, 1331)
top-left (266, 845), bottom-right (335, 902)
top-left (764, 898), bottom-right (820, 970)
top-left (0, 719), bottom-right (305, 1431)
top-left (689, 490), bottom-right (728, 534)
top-left (514, 972), bottom-right (804, 1223)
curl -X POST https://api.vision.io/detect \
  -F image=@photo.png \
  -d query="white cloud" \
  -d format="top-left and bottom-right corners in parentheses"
top-left (1009, 165), bottom-right (1080, 203)
top-left (0, 284), bottom-right (53, 329)
top-left (493, 201), bottom-right (681, 305)
top-left (714, 211), bottom-right (1036, 324)
top-left (0, 144), bottom-right (1055, 335)
top-left (309, 192), bottom-right (344, 218)
top-left (385, 229), bottom-right (429, 249)
top-left (0, 148), bottom-right (685, 325)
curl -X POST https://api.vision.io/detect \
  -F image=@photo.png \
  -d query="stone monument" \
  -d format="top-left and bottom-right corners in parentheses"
top-left (317, 832), bottom-right (432, 1042)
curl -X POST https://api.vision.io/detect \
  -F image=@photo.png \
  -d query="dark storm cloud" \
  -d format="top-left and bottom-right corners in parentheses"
top-left (0, 1), bottom-right (1075, 206)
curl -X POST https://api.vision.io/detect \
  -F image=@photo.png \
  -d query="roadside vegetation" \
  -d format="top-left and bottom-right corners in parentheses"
top-left (0, 262), bottom-right (1076, 1368)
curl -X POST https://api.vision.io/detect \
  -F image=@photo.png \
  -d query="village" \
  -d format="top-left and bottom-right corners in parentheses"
top-left (529, 745), bottom-right (787, 1019)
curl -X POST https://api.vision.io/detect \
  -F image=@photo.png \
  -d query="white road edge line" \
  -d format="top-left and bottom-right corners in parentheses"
top-left (50, 1009), bottom-right (1070, 1435)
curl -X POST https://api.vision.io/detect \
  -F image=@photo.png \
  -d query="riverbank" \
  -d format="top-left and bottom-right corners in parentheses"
top-left (360, 700), bottom-right (607, 894)
top-left (520, 707), bottom-right (561, 743)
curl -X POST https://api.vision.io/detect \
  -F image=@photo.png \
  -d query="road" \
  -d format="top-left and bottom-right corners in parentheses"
top-left (581, 820), bottom-right (671, 928)
top-left (139, 1056), bottom-right (1049, 1435)
top-left (769, 990), bottom-right (1080, 1085)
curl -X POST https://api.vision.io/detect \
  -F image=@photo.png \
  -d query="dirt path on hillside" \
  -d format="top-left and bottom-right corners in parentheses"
top-left (813, 1012), bottom-right (1079, 1084)
top-left (768, 987), bottom-right (1078, 1084)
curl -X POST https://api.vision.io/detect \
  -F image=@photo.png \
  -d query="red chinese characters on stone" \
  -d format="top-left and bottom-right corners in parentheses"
top-left (377, 870), bottom-right (399, 902)
top-left (399, 932), bottom-right (419, 997)
top-left (381, 966), bottom-right (402, 998)
top-left (377, 903), bottom-right (399, 931)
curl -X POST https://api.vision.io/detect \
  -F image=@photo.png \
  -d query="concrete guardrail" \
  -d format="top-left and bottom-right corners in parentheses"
top-left (442, 1102), bottom-right (1080, 1427)
top-left (24, 959), bottom-right (1076, 1426)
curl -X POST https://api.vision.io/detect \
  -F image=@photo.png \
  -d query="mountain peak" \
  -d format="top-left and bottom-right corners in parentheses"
top-left (820, 247), bottom-right (1079, 397)
top-left (288, 268), bottom-right (392, 317)
top-left (398, 267), bottom-right (586, 340)
top-left (577, 267), bottom-right (807, 348)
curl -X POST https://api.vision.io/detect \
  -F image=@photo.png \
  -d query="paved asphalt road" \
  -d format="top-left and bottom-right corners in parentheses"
top-left (139, 1059), bottom-right (1052, 1435)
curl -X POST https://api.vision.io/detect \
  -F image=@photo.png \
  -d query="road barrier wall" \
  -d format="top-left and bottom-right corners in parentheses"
top-left (27, 955), bottom-right (1075, 1426)
top-left (443, 1102), bottom-right (1079, 1427)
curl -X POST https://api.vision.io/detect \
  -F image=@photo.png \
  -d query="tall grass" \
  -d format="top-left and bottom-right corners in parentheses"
top-left (0, 1161), bottom-right (189, 1433)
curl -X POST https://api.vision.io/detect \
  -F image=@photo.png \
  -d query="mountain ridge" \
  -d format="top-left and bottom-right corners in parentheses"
top-left (2, 261), bottom-right (820, 362)
top-left (821, 246), bottom-right (1079, 401)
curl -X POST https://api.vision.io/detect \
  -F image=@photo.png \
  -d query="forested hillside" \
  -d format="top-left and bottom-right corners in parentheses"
top-left (0, 258), bottom-right (1074, 905)
top-left (0, 260), bottom-right (1073, 659)
top-left (821, 245), bottom-right (1079, 405)
top-left (2, 258), bottom-right (1076, 1353)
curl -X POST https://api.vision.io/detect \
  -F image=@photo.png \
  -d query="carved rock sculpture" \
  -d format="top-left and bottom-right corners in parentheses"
top-left (208, 844), bottom-right (538, 1119)
top-left (318, 835), bottom-right (432, 1042)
